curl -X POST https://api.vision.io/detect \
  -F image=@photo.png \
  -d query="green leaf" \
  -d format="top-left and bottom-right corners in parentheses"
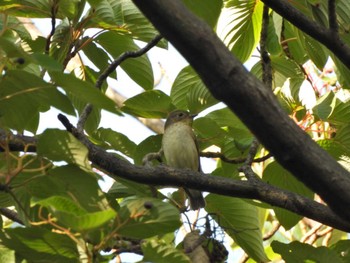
top-left (93, 128), bottom-right (137, 158)
top-left (313, 91), bottom-right (336, 120)
top-left (133, 134), bottom-right (163, 165)
top-left (37, 129), bottom-right (90, 169)
top-left (142, 239), bottom-right (191, 263)
top-left (47, 165), bottom-right (102, 212)
top-left (171, 66), bottom-right (218, 113)
top-left (205, 107), bottom-right (250, 133)
top-left (30, 53), bottom-right (64, 72)
top-left (193, 117), bottom-right (229, 150)
top-left (122, 90), bottom-right (174, 118)
top-left (330, 240), bottom-right (350, 262)
top-left (50, 71), bottom-right (119, 114)
top-left (1, 16), bottom-right (32, 40)
top-left (329, 99), bottom-right (350, 125)
top-left (332, 54), bottom-right (350, 88)
top-left (87, 0), bottom-right (124, 28)
top-left (333, 124), bottom-right (350, 156)
top-left (272, 241), bottom-right (343, 263)
top-left (117, 197), bottom-right (181, 239)
top-left (108, 178), bottom-right (155, 198)
top-left (120, 0), bottom-right (165, 46)
top-left (36, 196), bottom-right (87, 216)
top-left (95, 31), bottom-right (154, 90)
top-left (0, 70), bottom-right (75, 132)
top-left (205, 194), bottom-right (269, 262)
top-left (36, 195), bottom-right (116, 231)
top-left (82, 39), bottom-right (114, 76)
top-left (0, 227), bottom-right (79, 263)
top-left (218, 0), bottom-right (263, 62)
top-left (55, 209), bottom-right (116, 232)
top-left (282, 21), bottom-right (308, 64)
top-left (183, 0), bottom-right (222, 28)
top-left (301, 32), bottom-right (328, 70)
top-left (0, 246), bottom-right (14, 263)
top-left (251, 56), bottom-right (304, 89)
top-left (263, 161), bottom-right (314, 229)
top-left (0, 0), bottom-right (52, 18)
top-left (50, 19), bottom-right (73, 64)
top-left (266, 13), bottom-right (283, 56)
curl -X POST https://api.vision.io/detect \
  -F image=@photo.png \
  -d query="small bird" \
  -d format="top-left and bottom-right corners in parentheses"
top-left (162, 110), bottom-right (206, 210)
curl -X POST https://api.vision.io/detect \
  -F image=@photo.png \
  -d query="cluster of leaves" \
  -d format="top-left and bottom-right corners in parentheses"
top-left (0, 0), bottom-right (350, 262)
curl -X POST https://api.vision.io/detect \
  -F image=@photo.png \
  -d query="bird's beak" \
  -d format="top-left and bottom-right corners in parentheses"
top-left (190, 113), bottom-right (198, 119)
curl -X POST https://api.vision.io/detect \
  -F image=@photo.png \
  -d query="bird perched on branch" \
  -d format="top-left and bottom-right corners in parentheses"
top-left (162, 110), bottom-right (206, 210)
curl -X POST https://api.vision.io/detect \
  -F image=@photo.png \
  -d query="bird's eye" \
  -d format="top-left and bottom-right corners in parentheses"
top-left (178, 112), bottom-right (184, 117)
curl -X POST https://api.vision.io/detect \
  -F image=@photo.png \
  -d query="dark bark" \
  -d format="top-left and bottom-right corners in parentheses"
top-left (262, 0), bottom-right (350, 68)
top-left (56, 114), bottom-right (350, 232)
top-left (131, 0), bottom-right (350, 221)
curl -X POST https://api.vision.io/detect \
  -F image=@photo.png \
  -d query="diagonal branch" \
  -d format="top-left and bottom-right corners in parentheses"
top-left (0, 208), bottom-right (24, 225)
top-left (130, 0), bottom-right (350, 221)
top-left (57, 113), bottom-right (350, 232)
top-left (77, 35), bottom-right (163, 131)
top-left (261, 0), bottom-right (350, 69)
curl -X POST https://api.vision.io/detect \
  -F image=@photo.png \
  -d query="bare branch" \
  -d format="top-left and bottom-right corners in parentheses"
top-left (263, 221), bottom-right (281, 241)
top-left (200, 151), bottom-right (272, 164)
top-left (57, 113), bottom-right (350, 232)
top-left (45, 3), bottom-right (57, 54)
top-left (0, 130), bottom-right (37, 152)
top-left (77, 34), bottom-right (163, 132)
top-left (95, 35), bottom-right (163, 90)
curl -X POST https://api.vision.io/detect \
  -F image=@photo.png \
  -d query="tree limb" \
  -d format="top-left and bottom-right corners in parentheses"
top-left (0, 130), bottom-right (37, 152)
top-left (130, 0), bottom-right (350, 220)
top-left (57, 114), bottom-right (350, 232)
top-left (77, 34), bottom-right (163, 131)
top-left (261, 0), bottom-right (350, 68)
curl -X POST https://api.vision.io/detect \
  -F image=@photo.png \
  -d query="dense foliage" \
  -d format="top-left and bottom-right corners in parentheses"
top-left (1, 0), bottom-right (350, 262)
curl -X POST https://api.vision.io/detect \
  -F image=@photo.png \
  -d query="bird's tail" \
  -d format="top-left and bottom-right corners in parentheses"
top-left (185, 189), bottom-right (206, 210)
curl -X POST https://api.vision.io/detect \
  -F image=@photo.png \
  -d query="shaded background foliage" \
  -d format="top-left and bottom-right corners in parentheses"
top-left (1, 0), bottom-right (350, 262)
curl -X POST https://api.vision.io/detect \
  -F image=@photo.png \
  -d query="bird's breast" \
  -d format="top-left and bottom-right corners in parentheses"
top-left (162, 123), bottom-right (199, 171)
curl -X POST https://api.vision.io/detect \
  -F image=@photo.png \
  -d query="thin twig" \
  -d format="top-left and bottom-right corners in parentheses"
top-left (263, 221), bottom-right (281, 240)
top-left (238, 139), bottom-right (261, 181)
top-left (77, 34), bottom-right (163, 132)
top-left (200, 151), bottom-right (271, 164)
top-left (95, 35), bottom-right (163, 90)
top-left (45, 4), bottom-right (57, 54)
top-left (244, 139), bottom-right (260, 165)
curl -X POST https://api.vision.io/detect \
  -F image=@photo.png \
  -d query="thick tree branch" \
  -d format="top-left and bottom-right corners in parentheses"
top-left (261, 0), bottom-right (350, 69)
top-left (0, 130), bottom-right (37, 152)
top-left (57, 114), bottom-right (350, 232)
top-left (131, 0), bottom-right (350, 220)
